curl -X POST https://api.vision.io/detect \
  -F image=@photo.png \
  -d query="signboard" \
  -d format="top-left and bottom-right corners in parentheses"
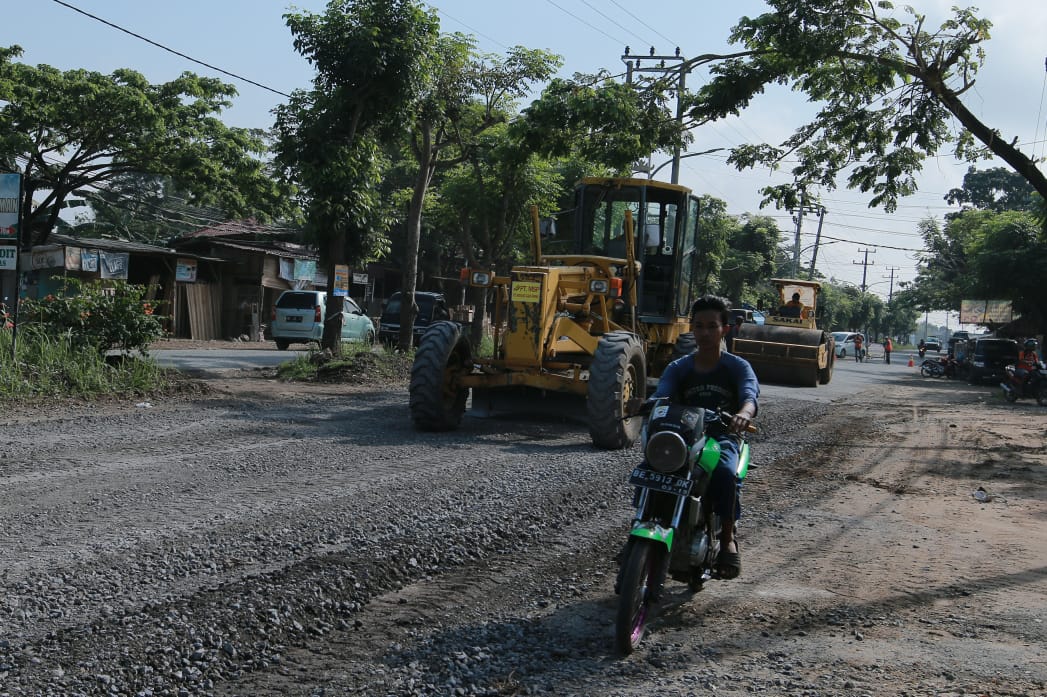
top-left (175, 258), bottom-right (197, 282)
top-left (352, 272), bottom-right (369, 285)
top-left (0, 245), bottom-right (17, 271)
top-left (293, 258), bottom-right (316, 281)
top-left (960, 299), bottom-right (1014, 325)
top-left (512, 281), bottom-right (541, 303)
top-left (99, 251), bottom-right (129, 280)
top-left (333, 264), bottom-right (349, 297)
top-left (0, 173), bottom-right (19, 239)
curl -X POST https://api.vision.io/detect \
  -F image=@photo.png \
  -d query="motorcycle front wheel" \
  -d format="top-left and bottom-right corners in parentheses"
top-left (1037, 386), bottom-right (1047, 407)
top-left (615, 540), bottom-right (660, 655)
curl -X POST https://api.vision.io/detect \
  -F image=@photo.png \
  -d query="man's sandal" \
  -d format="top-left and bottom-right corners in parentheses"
top-left (716, 539), bottom-right (741, 579)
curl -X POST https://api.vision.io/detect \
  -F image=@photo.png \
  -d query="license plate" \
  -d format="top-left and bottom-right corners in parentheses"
top-left (629, 468), bottom-right (692, 496)
top-left (286, 316), bottom-right (302, 323)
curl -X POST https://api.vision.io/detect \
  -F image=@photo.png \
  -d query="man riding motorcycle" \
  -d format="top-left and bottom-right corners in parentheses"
top-left (648, 294), bottom-right (759, 579)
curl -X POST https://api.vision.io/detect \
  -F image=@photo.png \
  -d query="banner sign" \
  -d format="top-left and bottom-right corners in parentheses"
top-left (293, 258), bottom-right (316, 281)
top-left (64, 245), bottom-right (82, 271)
top-left (99, 251), bottom-right (129, 280)
top-left (0, 173), bottom-right (19, 239)
top-left (333, 264), bottom-right (349, 297)
top-left (0, 245), bottom-right (16, 270)
top-left (23, 245), bottom-right (64, 270)
top-left (81, 249), bottom-right (99, 272)
top-left (959, 299), bottom-right (1014, 325)
top-left (352, 272), bottom-right (369, 285)
top-left (175, 258), bottom-right (197, 282)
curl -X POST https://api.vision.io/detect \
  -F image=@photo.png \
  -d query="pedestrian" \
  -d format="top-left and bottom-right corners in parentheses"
top-left (883, 336), bottom-right (893, 364)
top-left (853, 333), bottom-right (864, 362)
top-left (726, 315), bottom-right (744, 353)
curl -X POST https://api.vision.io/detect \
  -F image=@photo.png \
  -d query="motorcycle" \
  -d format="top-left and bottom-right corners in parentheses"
top-left (614, 399), bottom-right (753, 655)
top-left (920, 358), bottom-right (945, 377)
top-left (1001, 362), bottom-right (1047, 405)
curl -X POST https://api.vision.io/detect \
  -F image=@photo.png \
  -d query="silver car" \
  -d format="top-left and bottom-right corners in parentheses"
top-left (270, 290), bottom-right (375, 350)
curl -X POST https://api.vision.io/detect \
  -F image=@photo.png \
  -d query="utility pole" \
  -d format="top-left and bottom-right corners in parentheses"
top-left (853, 248), bottom-right (876, 292)
top-left (788, 183), bottom-right (820, 278)
top-left (623, 46), bottom-right (689, 184)
top-left (883, 266), bottom-right (900, 302)
top-left (807, 205), bottom-right (827, 280)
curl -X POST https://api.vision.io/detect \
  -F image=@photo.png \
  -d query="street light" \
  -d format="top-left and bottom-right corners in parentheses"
top-left (633, 148), bottom-right (725, 180)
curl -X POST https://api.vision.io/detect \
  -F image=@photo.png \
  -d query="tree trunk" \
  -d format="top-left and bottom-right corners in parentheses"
top-left (399, 128), bottom-right (437, 350)
top-left (321, 229), bottom-right (346, 356)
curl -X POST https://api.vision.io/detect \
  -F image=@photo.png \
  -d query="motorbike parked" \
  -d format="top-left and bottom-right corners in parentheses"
top-left (920, 358), bottom-right (945, 377)
top-left (614, 399), bottom-right (753, 655)
top-left (1001, 362), bottom-right (1047, 405)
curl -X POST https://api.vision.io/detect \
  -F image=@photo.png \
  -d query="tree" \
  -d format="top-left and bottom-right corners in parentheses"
top-left (718, 213), bottom-right (780, 303)
top-left (275, 0), bottom-right (440, 353)
top-left (395, 39), bottom-right (560, 349)
top-left (0, 46), bottom-right (291, 247)
top-left (945, 166), bottom-right (1036, 213)
top-left (686, 1), bottom-right (1047, 214)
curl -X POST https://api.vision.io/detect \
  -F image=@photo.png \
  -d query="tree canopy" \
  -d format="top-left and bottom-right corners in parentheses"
top-left (0, 46), bottom-right (292, 247)
top-left (686, 1), bottom-right (1047, 214)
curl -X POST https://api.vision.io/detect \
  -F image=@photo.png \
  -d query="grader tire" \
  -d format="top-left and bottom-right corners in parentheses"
top-left (409, 321), bottom-right (472, 431)
top-left (672, 332), bottom-right (696, 360)
top-left (588, 332), bottom-right (646, 450)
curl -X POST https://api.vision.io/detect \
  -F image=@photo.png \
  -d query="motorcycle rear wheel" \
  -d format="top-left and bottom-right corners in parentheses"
top-left (1004, 386), bottom-right (1018, 403)
top-left (615, 540), bottom-right (659, 655)
top-left (1037, 386), bottom-right (1047, 407)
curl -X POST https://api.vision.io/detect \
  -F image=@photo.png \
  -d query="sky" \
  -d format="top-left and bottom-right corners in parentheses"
top-left (5, 0), bottom-right (1047, 331)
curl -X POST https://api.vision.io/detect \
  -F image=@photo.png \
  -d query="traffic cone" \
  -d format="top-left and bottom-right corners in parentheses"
top-left (907, 354), bottom-right (914, 367)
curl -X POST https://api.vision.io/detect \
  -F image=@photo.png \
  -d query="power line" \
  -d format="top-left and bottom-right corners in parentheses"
top-left (434, 10), bottom-right (510, 50)
top-left (49, 0), bottom-right (293, 98)
top-left (579, 0), bottom-right (652, 48)
top-left (607, 0), bottom-right (678, 48)
top-left (542, 0), bottom-right (626, 46)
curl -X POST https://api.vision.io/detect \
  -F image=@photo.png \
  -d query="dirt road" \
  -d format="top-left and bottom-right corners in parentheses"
top-left (0, 366), bottom-right (1044, 696)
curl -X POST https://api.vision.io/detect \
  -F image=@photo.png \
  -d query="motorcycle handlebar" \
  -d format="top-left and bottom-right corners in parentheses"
top-left (625, 398), bottom-right (757, 433)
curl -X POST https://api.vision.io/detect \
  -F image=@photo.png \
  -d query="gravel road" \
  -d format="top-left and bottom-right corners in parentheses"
top-left (0, 365), bottom-right (1044, 697)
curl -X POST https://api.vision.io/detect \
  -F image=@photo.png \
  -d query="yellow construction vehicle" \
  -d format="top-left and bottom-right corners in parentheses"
top-left (732, 279), bottom-right (836, 387)
top-left (409, 177), bottom-right (702, 450)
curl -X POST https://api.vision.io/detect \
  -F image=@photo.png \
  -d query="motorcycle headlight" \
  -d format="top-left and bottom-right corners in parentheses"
top-left (645, 431), bottom-right (688, 473)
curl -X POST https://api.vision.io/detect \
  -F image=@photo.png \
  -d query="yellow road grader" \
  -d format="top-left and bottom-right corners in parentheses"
top-left (408, 177), bottom-right (703, 449)
top-left (733, 279), bottom-right (836, 387)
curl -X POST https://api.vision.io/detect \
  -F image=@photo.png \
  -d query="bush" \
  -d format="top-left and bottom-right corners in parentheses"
top-left (19, 279), bottom-right (165, 356)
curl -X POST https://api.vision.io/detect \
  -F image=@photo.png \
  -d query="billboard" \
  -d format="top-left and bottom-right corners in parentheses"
top-left (959, 299), bottom-right (1014, 325)
top-left (0, 173), bottom-right (19, 239)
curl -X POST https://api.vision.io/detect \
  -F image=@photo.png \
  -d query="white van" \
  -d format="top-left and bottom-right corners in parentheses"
top-left (269, 290), bottom-right (375, 350)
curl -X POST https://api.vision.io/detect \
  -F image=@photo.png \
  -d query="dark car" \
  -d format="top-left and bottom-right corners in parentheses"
top-left (378, 291), bottom-right (452, 346)
top-left (923, 337), bottom-right (942, 352)
top-left (966, 337), bottom-right (1019, 385)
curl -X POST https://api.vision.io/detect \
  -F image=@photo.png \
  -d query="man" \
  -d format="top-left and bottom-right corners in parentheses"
top-left (883, 336), bottom-right (893, 364)
top-left (1014, 339), bottom-right (1041, 389)
top-left (780, 292), bottom-right (804, 318)
top-left (726, 314), bottom-right (745, 353)
top-left (651, 295), bottom-right (759, 579)
top-left (853, 333), bottom-right (864, 363)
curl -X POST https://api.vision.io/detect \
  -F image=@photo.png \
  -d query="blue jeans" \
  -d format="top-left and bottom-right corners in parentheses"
top-left (709, 435), bottom-right (742, 520)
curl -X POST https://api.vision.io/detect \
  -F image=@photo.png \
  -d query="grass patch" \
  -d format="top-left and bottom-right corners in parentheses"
top-left (275, 344), bottom-right (414, 385)
top-left (0, 327), bottom-right (169, 400)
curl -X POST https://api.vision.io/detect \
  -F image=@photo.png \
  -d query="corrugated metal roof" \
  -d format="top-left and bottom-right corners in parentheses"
top-left (49, 233), bottom-right (225, 263)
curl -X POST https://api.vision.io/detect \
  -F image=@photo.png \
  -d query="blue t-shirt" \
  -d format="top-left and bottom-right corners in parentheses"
top-left (652, 351), bottom-right (759, 435)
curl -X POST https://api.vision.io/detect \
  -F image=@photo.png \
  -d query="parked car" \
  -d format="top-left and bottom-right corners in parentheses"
top-left (966, 337), bottom-right (1019, 384)
top-left (270, 290), bottom-right (375, 350)
top-left (832, 331), bottom-right (865, 358)
top-left (923, 337), bottom-right (942, 352)
top-left (378, 291), bottom-right (452, 346)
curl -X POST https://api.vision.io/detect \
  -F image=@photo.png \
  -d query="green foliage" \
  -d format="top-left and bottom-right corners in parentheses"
top-left (19, 279), bottom-right (165, 357)
top-left (0, 46), bottom-right (294, 245)
top-left (945, 167), bottom-right (1037, 213)
top-left (718, 214), bottom-right (781, 302)
top-left (517, 72), bottom-right (685, 172)
top-left (686, 1), bottom-right (1047, 212)
top-left (0, 326), bottom-right (167, 399)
